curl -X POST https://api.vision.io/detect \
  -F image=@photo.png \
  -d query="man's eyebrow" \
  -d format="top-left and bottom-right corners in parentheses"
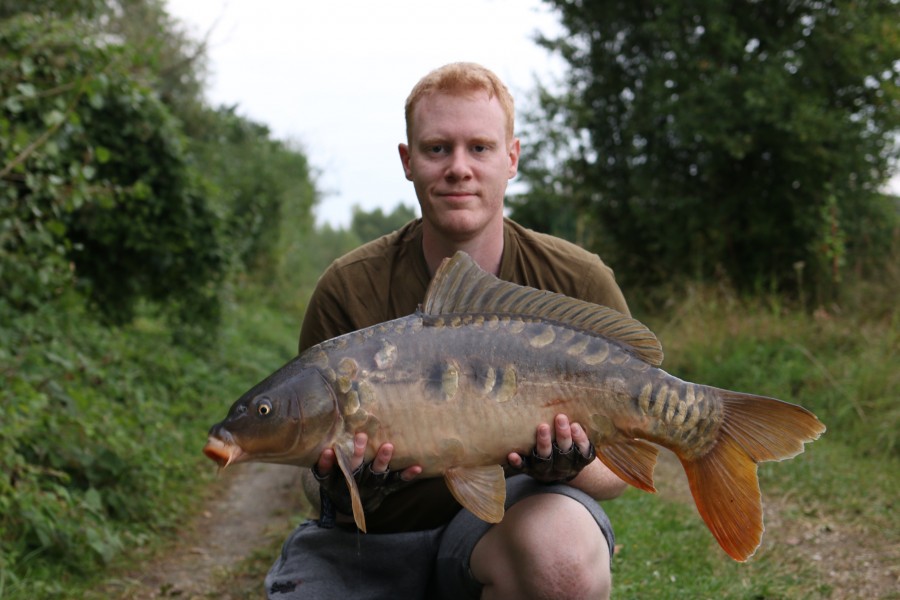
top-left (418, 137), bottom-right (448, 146)
top-left (418, 135), bottom-right (499, 146)
top-left (468, 136), bottom-right (498, 146)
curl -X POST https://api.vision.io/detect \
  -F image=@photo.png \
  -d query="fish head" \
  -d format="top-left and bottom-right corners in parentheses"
top-left (204, 364), bottom-right (338, 468)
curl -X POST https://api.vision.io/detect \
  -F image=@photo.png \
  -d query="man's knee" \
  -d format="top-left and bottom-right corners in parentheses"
top-left (471, 493), bottom-right (611, 599)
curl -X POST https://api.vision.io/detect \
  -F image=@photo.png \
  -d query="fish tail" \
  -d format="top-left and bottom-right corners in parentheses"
top-left (678, 389), bottom-right (825, 561)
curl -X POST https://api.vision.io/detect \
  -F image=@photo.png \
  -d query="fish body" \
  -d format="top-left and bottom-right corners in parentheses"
top-left (204, 251), bottom-right (825, 561)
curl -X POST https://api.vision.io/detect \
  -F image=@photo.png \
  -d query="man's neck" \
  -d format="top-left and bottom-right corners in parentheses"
top-left (421, 219), bottom-right (504, 277)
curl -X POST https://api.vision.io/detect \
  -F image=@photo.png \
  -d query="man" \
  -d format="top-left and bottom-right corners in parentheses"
top-left (266, 62), bottom-right (629, 599)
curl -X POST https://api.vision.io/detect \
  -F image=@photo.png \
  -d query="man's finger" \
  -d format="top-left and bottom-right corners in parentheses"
top-left (535, 423), bottom-right (553, 458)
top-left (371, 443), bottom-right (393, 474)
top-left (399, 465), bottom-right (423, 482)
top-left (349, 433), bottom-right (368, 471)
top-left (555, 414), bottom-right (573, 453)
top-left (316, 448), bottom-right (336, 477)
top-left (571, 423), bottom-right (592, 457)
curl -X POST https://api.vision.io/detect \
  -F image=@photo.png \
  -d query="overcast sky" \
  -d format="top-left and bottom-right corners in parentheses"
top-left (165, 0), bottom-right (567, 228)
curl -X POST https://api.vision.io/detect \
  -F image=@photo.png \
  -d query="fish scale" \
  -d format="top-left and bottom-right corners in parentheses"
top-left (204, 251), bottom-right (825, 562)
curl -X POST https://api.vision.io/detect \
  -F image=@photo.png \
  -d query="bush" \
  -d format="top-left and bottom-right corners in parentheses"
top-left (0, 13), bottom-right (225, 328)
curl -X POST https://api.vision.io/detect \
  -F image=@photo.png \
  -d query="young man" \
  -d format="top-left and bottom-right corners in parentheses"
top-left (266, 63), bottom-right (629, 599)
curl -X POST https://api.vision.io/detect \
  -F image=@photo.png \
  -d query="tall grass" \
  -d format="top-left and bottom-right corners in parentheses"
top-left (645, 281), bottom-right (899, 460)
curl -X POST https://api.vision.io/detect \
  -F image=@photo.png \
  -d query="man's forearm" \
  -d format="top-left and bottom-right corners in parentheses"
top-left (569, 459), bottom-right (628, 500)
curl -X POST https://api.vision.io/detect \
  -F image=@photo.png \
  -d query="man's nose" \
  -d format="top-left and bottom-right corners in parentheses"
top-left (445, 148), bottom-right (473, 180)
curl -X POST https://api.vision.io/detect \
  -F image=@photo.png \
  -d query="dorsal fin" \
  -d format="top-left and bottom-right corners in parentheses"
top-left (424, 251), bottom-right (664, 366)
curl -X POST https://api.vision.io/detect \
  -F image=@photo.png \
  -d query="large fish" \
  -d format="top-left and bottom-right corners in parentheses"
top-left (204, 251), bottom-right (825, 561)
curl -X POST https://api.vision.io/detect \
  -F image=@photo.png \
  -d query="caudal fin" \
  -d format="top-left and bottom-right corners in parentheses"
top-left (679, 389), bottom-right (825, 561)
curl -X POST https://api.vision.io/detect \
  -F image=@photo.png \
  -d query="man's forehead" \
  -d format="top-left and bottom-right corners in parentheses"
top-left (409, 91), bottom-right (510, 139)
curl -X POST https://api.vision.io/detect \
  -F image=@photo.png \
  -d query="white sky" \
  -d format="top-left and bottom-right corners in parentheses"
top-left (165, 0), bottom-right (567, 228)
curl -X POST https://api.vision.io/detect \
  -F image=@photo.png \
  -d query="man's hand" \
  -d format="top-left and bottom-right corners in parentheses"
top-left (313, 433), bottom-right (422, 523)
top-left (507, 414), bottom-right (596, 483)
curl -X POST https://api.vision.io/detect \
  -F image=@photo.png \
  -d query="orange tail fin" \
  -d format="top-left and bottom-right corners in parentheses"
top-left (679, 389), bottom-right (825, 561)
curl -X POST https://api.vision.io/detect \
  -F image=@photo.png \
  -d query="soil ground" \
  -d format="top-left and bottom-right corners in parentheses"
top-left (99, 464), bottom-right (309, 599)
top-left (102, 456), bottom-right (898, 599)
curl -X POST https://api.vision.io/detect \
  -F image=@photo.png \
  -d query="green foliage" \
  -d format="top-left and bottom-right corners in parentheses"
top-left (0, 1), bottom-right (320, 594)
top-left (350, 203), bottom-right (417, 243)
top-left (0, 2), bottom-right (320, 589)
top-left (647, 275), bottom-right (900, 460)
top-left (274, 222), bottom-right (361, 314)
top-left (0, 292), bottom-right (299, 596)
top-left (514, 0), bottom-right (900, 299)
top-left (0, 12), bottom-right (225, 328)
top-left (1, 2), bottom-right (320, 332)
top-left (190, 107), bottom-right (317, 282)
top-left (0, 0), bottom-right (107, 20)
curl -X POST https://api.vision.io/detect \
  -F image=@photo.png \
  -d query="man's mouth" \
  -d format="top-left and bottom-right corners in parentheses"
top-left (438, 190), bottom-right (477, 199)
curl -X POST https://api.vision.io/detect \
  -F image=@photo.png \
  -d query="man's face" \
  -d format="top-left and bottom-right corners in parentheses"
top-left (399, 92), bottom-right (520, 241)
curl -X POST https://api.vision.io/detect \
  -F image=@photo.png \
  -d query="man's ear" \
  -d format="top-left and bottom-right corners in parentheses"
top-left (398, 143), bottom-right (413, 181)
top-left (507, 137), bottom-right (521, 179)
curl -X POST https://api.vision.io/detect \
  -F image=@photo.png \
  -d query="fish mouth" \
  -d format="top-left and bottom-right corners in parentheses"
top-left (203, 436), bottom-right (244, 468)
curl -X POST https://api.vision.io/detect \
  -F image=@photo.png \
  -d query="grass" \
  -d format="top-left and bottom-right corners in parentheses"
top-left (609, 283), bottom-right (900, 599)
top-left (646, 283), bottom-right (898, 460)
top-left (0, 292), bottom-right (302, 599)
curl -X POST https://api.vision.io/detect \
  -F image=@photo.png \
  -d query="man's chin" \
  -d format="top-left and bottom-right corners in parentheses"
top-left (428, 211), bottom-right (500, 241)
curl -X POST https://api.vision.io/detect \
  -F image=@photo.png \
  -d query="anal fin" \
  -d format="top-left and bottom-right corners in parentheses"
top-left (333, 445), bottom-right (367, 532)
top-left (444, 465), bottom-right (507, 523)
top-left (595, 439), bottom-right (659, 493)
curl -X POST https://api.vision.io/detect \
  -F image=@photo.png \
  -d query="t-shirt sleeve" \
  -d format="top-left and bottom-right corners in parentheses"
top-left (578, 258), bottom-right (631, 317)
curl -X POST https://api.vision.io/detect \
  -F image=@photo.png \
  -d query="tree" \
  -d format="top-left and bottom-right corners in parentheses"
top-left (350, 203), bottom-right (417, 242)
top-left (190, 106), bottom-right (318, 281)
top-left (513, 0), bottom-right (900, 298)
top-left (1, 1), bottom-right (321, 327)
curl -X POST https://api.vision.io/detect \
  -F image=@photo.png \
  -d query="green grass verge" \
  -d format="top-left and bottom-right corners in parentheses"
top-left (0, 293), bottom-right (300, 598)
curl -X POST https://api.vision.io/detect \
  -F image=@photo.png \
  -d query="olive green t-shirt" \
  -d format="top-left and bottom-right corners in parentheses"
top-left (298, 218), bottom-right (630, 532)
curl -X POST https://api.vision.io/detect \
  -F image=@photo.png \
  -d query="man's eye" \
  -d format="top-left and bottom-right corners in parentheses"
top-left (473, 145), bottom-right (488, 153)
top-left (428, 145), bottom-right (446, 154)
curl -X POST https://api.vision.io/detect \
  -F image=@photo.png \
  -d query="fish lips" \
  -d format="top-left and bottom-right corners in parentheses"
top-left (203, 435), bottom-right (245, 468)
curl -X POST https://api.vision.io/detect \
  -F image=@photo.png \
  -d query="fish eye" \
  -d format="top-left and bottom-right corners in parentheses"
top-left (257, 398), bottom-right (273, 416)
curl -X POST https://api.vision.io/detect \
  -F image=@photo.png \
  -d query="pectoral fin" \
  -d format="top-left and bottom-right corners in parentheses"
top-left (595, 439), bottom-right (659, 493)
top-left (333, 445), bottom-right (367, 532)
top-left (444, 465), bottom-right (507, 523)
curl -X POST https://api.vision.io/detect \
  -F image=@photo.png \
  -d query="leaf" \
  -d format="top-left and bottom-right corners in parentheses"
top-left (16, 82), bottom-right (37, 98)
top-left (95, 146), bottom-right (111, 163)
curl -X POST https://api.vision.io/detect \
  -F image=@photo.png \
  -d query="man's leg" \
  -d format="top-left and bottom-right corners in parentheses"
top-left (266, 520), bottom-right (441, 599)
top-left (470, 493), bottom-right (611, 600)
top-left (433, 475), bottom-right (614, 600)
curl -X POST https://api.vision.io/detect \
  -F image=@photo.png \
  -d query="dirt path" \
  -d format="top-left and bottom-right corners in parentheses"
top-left (102, 456), bottom-right (897, 599)
top-left (101, 464), bottom-right (308, 599)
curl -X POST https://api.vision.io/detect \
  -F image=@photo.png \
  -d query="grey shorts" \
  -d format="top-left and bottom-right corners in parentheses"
top-left (265, 474), bottom-right (614, 599)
